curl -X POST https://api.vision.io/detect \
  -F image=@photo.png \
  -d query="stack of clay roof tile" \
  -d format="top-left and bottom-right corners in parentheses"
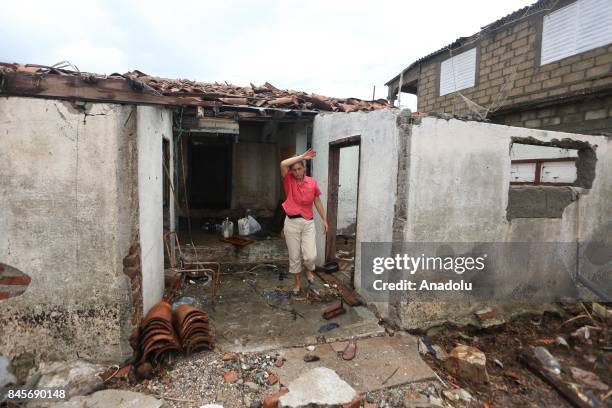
top-left (1, 62), bottom-right (392, 112)
top-left (174, 304), bottom-right (214, 353)
top-left (138, 301), bottom-right (214, 366)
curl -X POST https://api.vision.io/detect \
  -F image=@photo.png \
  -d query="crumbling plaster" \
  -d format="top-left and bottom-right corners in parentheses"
top-left (312, 110), bottom-right (612, 330)
top-left (0, 97), bottom-right (172, 364)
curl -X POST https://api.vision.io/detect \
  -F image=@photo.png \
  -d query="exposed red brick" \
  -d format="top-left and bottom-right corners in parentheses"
top-left (129, 243), bottom-right (140, 255)
top-left (123, 253), bottom-right (140, 268)
top-left (129, 327), bottom-right (139, 349)
top-left (0, 291), bottom-right (10, 300)
top-left (124, 266), bottom-right (140, 279)
top-left (131, 278), bottom-right (141, 291)
top-left (0, 275), bottom-right (31, 286)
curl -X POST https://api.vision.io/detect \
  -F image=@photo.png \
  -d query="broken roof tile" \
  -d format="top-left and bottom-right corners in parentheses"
top-left (1, 62), bottom-right (392, 112)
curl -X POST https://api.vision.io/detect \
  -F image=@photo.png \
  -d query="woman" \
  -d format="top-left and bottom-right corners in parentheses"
top-left (280, 149), bottom-right (328, 294)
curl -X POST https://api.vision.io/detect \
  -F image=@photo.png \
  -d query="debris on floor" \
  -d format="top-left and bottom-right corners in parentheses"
top-left (32, 359), bottom-right (106, 400)
top-left (278, 367), bottom-right (357, 407)
top-left (418, 302), bottom-right (612, 407)
top-left (0, 355), bottom-right (16, 388)
top-left (51, 389), bottom-right (163, 408)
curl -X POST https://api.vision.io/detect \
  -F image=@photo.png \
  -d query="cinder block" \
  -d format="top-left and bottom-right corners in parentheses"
top-left (584, 109), bottom-right (608, 121)
top-left (563, 71), bottom-right (585, 83)
top-left (572, 58), bottom-right (595, 72)
top-left (586, 65), bottom-right (611, 78)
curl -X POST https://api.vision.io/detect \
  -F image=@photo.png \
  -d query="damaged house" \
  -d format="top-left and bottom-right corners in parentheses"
top-left (386, 0), bottom-right (612, 134)
top-left (0, 62), bottom-right (389, 365)
top-left (0, 51), bottom-right (610, 380)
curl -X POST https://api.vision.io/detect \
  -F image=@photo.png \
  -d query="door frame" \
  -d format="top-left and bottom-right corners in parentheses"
top-left (325, 135), bottom-right (361, 275)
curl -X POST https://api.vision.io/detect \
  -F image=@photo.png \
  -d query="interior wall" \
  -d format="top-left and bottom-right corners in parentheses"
top-left (136, 106), bottom-right (172, 314)
top-left (337, 145), bottom-right (359, 235)
top-left (0, 97), bottom-right (136, 363)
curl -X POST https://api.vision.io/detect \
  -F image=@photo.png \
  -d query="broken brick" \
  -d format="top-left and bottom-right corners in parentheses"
top-left (222, 352), bottom-right (239, 361)
top-left (267, 373), bottom-right (279, 386)
top-left (0, 291), bottom-right (10, 300)
top-left (263, 388), bottom-right (289, 408)
top-left (342, 395), bottom-right (362, 408)
top-left (445, 345), bottom-right (489, 384)
top-left (223, 370), bottom-right (238, 383)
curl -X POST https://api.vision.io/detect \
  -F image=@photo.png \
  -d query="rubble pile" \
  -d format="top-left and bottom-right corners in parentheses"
top-left (418, 302), bottom-right (612, 407)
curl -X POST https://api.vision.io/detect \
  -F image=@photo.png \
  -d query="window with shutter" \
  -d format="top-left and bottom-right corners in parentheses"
top-left (439, 48), bottom-right (477, 96)
top-left (541, 0), bottom-right (612, 65)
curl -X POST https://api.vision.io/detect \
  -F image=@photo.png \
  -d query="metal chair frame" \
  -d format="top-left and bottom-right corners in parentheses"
top-left (164, 231), bottom-right (221, 305)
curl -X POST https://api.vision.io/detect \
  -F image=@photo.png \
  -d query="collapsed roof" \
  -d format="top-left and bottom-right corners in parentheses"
top-left (0, 62), bottom-right (391, 113)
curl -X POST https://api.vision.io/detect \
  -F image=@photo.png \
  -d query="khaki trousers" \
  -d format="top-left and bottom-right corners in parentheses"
top-left (283, 217), bottom-right (317, 275)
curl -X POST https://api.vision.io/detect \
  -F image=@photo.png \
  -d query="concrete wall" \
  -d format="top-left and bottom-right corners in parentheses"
top-left (312, 109), bottom-right (400, 291)
top-left (314, 110), bottom-right (611, 329)
top-left (397, 117), bottom-right (612, 329)
top-left (136, 106), bottom-right (172, 314)
top-left (233, 142), bottom-right (278, 210)
top-left (0, 97), bottom-right (137, 363)
top-left (337, 145), bottom-right (359, 235)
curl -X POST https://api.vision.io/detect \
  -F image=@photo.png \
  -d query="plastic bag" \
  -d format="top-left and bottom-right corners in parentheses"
top-left (237, 217), bottom-right (250, 236)
top-left (247, 215), bottom-right (261, 234)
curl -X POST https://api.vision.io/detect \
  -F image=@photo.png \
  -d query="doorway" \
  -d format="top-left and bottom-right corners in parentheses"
top-left (325, 135), bottom-right (361, 288)
top-left (189, 139), bottom-right (232, 209)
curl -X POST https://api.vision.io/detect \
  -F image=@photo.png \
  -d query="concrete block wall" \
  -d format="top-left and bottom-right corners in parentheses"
top-left (492, 95), bottom-right (612, 134)
top-left (415, 15), bottom-right (612, 123)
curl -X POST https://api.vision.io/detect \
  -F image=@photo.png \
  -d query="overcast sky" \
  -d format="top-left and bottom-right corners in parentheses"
top-left (0, 0), bottom-right (534, 110)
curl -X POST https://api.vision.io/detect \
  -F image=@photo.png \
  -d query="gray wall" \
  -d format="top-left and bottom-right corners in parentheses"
top-left (312, 109), bottom-right (400, 291)
top-left (312, 110), bottom-right (612, 329)
top-left (0, 98), bottom-right (173, 364)
top-left (397, 117), bottom-right (612, 329)
top-left (136, 106), bottom-right (172, 314)
top-left (337, 145), bottom-right (359, 235)
top-left (0, 97), bottom-right (136, 363)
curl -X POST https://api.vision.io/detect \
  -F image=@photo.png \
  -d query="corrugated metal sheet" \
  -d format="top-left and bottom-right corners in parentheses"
top-left (439, 48), bottom-right (477, 96)
top-left (542, 0), bottom-right (612, 65)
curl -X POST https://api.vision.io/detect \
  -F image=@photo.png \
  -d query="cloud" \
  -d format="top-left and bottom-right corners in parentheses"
top-left (0, 0), bottom-right (536, 109)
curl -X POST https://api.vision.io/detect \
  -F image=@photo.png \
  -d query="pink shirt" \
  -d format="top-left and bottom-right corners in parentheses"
top-left (282, 172), bottom-right (321, 220)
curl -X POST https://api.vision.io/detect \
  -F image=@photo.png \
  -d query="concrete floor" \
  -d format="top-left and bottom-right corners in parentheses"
top-left (179, 266), bottom-right (384, 353)
top-left (180, 232), bottom-right (289, 264)
top-left (271, 335), bottom-right (435, 393)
